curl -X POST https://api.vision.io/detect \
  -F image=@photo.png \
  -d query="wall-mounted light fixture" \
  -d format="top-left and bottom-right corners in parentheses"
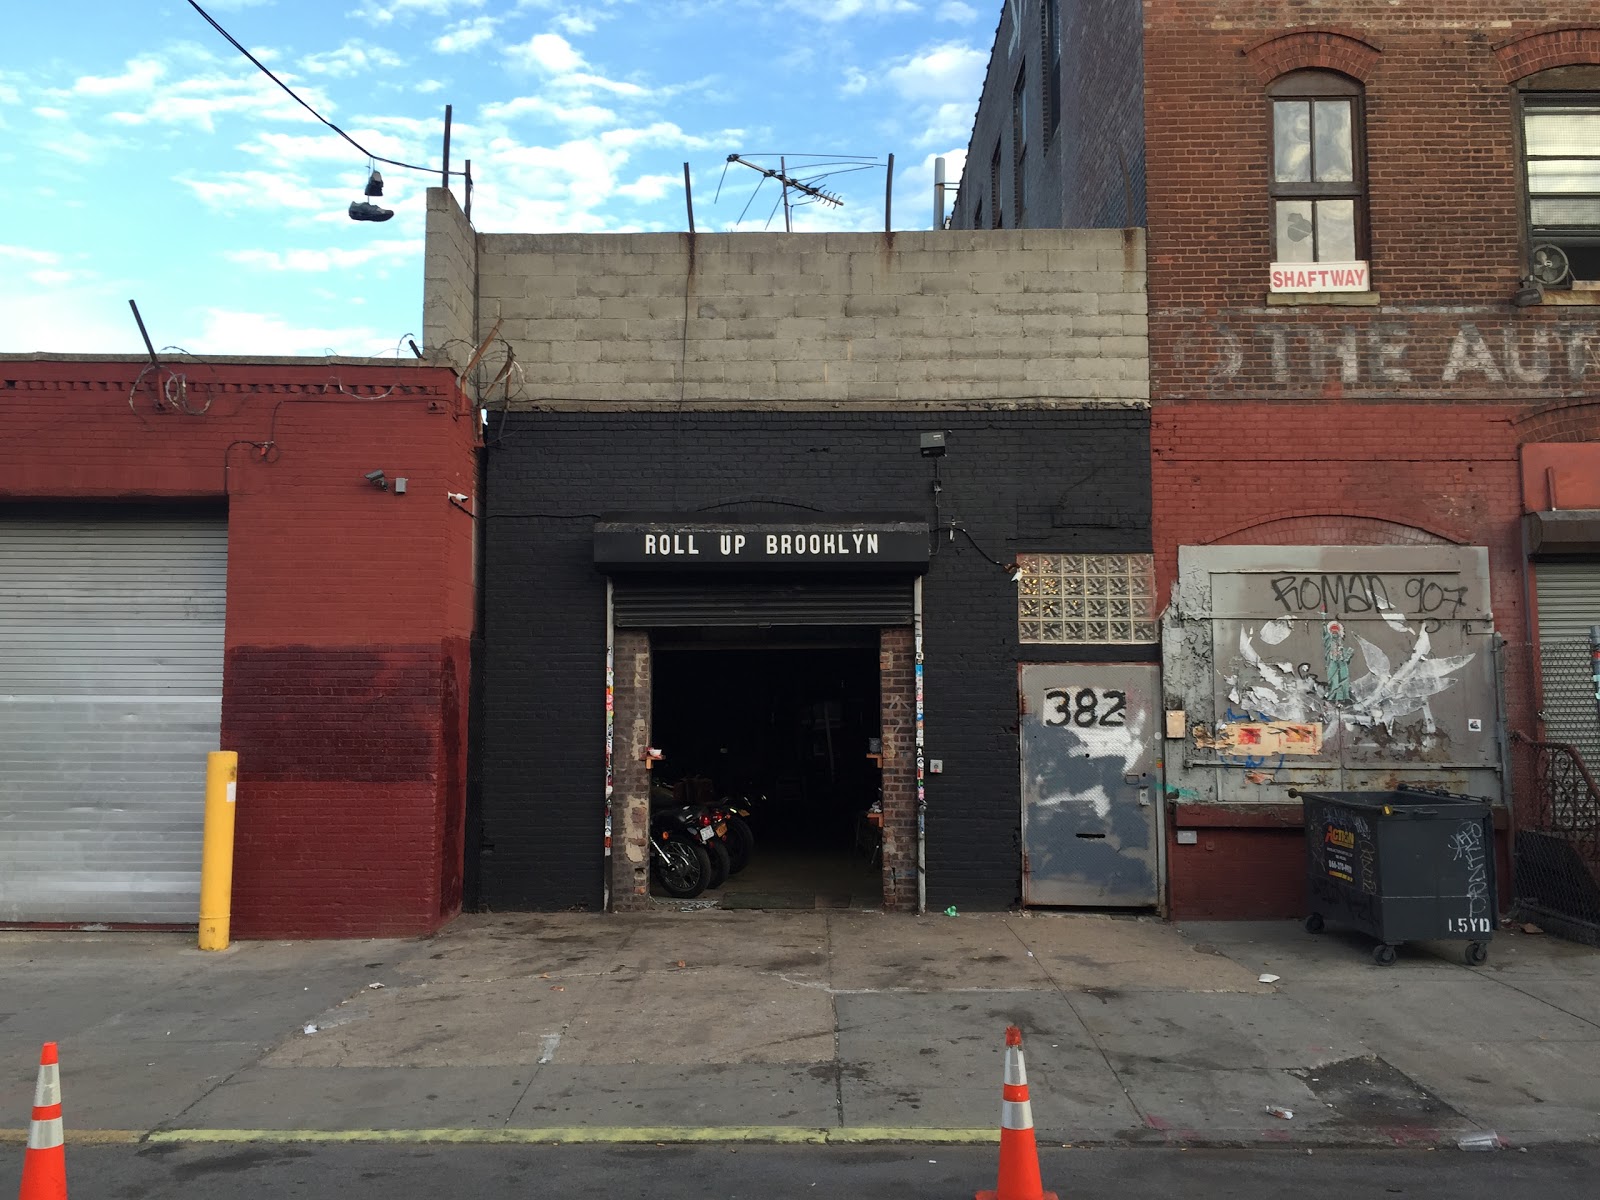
top-left (1512, 279), bottom-right (1545, 308)
top-left (363, 469), bottom-right (388, 490)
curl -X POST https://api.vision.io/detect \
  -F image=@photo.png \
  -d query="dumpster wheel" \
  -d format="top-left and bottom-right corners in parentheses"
top-left (1465, 942), bottom-right (1489, 966)
top-left (1304, 913), bottom-right (1324, 933)
top-left (1372, 943), bottom-right (1397, 966)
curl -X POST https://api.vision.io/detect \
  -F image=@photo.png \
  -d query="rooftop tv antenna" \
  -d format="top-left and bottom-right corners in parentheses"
top-left (716, 153), bottom-right (878, 231)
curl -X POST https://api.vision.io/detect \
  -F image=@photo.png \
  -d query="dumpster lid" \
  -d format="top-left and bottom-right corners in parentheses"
top-left (1296, 788), bottom-right (1492, 816)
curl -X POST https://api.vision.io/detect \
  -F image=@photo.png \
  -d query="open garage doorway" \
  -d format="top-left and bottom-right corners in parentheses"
top-left (650, 628), bottom-right (885, 909)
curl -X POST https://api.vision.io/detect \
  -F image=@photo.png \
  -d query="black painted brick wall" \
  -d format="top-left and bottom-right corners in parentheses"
top-left (479, 409), bottom-right (1152, 911)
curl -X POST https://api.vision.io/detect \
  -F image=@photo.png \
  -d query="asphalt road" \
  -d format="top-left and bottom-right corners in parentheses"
top-left (12, 1144), bottom-right (1598, 1199)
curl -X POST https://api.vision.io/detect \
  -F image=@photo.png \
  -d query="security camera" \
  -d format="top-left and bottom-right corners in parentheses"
top-left (363, 469), bottom-right (388, 489)
top-left (447, 492), bottom-right (469, 503)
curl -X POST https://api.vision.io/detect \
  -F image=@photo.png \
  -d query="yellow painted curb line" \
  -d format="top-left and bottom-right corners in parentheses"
top-left (142, 1127), bottom-right (1002, 1146)
top-left (0, 1130), bottom-right (143, 1146)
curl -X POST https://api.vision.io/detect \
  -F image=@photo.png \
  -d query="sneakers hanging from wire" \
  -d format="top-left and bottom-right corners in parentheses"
top-left (349, 163), bottom-right (393, 223)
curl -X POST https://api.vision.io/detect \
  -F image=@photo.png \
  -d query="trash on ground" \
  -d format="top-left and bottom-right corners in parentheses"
top-left (1259, 973), bottom-right (1281, 984)
top-left (1265, 1106), bottom-right (1293, 1120)
top-left (367, 981), bottom-right (385, 989)
top-left (1521, 923), bottom-right (1545, 935)
top-left (1458, 1131), bottom-right (1503, 1151)
top-left (945, 906), bottom-right (959, 917)
top-left (302, 1023), bottom-right (319, 1035)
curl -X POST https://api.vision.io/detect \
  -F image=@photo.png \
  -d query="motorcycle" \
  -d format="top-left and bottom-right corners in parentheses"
top-left (649, 804), bottom-right (714, 898)
top-left (711, 794), bottom-right (758, 875)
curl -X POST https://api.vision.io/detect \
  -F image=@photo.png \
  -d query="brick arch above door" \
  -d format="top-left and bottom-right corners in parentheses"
top-left (1210, 514), bottom-right (1458, 547)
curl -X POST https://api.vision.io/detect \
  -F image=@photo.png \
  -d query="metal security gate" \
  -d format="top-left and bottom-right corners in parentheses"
top-left (613, 577), bottom-right (913, 627)
top-left (1535, 561), bottom-right (1600, 767)
top-left (0, 514), bottom-right (227, 923)
top-left (1019, 663), bottom-right (1161, 906)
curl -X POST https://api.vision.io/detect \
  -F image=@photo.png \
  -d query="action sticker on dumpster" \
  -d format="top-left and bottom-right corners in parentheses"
top-left (1324, 823), bottom-right (1357, 883)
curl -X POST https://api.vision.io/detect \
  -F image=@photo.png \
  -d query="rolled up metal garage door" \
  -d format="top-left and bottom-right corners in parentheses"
top-left (0, 513), bottom-right (227, 923)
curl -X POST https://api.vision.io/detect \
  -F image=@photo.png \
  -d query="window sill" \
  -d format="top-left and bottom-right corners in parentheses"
top-left (1265, 291), bottom-right (1381, 307)
top-left (1537, 289), bottom-right (1600, 305)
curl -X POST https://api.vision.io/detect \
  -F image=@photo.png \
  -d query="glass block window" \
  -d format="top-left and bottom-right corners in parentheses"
top-left (1017, 554), bottom-right (1158, 644)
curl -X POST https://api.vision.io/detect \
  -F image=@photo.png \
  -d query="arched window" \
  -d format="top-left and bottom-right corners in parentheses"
top-left (1268, 71), bottom-right (1368, 272)
top-left (1520, 66), bottom-right (1600, 287)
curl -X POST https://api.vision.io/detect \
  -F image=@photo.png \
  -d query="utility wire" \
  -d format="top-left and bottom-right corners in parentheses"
top-left (185, 0), bottom-right (464, 178)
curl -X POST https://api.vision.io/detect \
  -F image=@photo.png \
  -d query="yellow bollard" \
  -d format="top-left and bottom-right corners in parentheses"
top-left (199, 751), bottom-right (238, 951)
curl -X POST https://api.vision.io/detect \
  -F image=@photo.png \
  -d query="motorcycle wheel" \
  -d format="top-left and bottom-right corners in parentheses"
top-left (724, 815), bottom-right (755, 875)
top-left (705, 836), bottom-right (731, 889)
top-left (653, 839), bottom-right (711, 898)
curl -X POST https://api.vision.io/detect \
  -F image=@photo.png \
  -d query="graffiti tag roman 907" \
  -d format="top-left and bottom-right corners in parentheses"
top-left (1171, 319), bottom-right (1598, 392)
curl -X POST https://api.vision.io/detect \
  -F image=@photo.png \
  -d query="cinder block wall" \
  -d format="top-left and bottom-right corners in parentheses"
top-left (425, 219), bottom-right (1148, 407)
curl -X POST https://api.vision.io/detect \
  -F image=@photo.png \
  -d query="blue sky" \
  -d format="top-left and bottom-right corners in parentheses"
top-left (2, 0), bottom-right (990, 357)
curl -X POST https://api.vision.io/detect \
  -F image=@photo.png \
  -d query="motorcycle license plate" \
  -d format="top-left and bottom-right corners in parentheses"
top-left (698, 827), bottom-right (715, 842)
top-left (714, 822), bottom-right (727, 836)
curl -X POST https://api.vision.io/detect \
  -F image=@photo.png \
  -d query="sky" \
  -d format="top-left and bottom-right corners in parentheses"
top-left (1, 0), bottom-right (991, 358)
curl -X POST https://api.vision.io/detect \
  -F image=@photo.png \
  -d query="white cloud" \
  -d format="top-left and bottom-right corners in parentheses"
top-left (884, 42), bottom-right (986, 103)
top-left (936, 1), bottom-right (977, 20)
top-left (33, 106), bottom-right (69, 120)
top-left (840, 68), bottom-right (869, 96)
top-left (565, 72), bottom-right (648, 97)
top-left (0, 245), bottom-right (60, 265)
top-left (434, 17), bottom-right (499, 53)
top-left (180, 170), bottom-right (341, 213)
top-left (73, 59), bottom-right (165, 97)
top-left (615, 173), bottom-right (681, 202)
top-left (918, 100), bottom-right (980, 147)
top-left (505, 32), bottom-right (586, 73)
top-left (415, 79), bottom-right (447, 93)
top-left (28, 269), bottom-right (79, 287)
top-left (224, 239), bottom-right (423, 271)
top-left (554, 12), bottom-right (597, 35)
top-left (598, 122), bottom-right (709, 150)
top-left (351, 0), bottom-right (485, 25)
top-left (300, 41), bottom-right (406, 78)
top-left (481, 96), bottom-right (616, 127)
top-left (779, 0), bottom-right (920, 20)
top-left (192, 308), bottom-right (390, 356)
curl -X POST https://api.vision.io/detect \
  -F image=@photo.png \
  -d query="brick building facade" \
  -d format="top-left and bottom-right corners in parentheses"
top-left (0, 356), bottom-right (478, 936)
top-left (951, 3), bottom-right (1600, 918)
top-left (427, 192), bottom-right (1156, 913)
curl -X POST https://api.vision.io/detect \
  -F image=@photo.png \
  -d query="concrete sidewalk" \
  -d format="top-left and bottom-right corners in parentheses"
top-left (2, 911), bottom-right (1597, 1149)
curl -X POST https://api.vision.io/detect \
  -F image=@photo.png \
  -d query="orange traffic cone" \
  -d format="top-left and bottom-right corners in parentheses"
top-left (976, 1026), bottom-right (1056, 1200)
top-left (19, 1043), bottom-right (66, 1200)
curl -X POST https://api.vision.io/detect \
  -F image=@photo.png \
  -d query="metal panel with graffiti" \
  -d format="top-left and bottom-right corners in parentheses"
top-left (1165, 547), bottom-right (1504, 808)
top-left (1019, 663), bottom-right (1161, 906)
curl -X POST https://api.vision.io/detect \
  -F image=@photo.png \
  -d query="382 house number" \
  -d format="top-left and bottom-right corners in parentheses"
top-left (1042, 687), bottom-right (1127, 728)
top-left (1446, 917), bottom-right (1492, 934)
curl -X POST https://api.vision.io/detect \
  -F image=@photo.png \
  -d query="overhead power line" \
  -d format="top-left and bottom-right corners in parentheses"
top-left (184, 0), bottom-right (464, 178)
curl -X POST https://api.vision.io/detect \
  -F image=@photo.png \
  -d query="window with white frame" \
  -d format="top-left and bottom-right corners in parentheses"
top-left (1268, 70), bottom-right (1368, 287)
top-left (1521, 68), bottom-right (1600, 288)
top-left (1017, 554), bottom-right (1158, 644)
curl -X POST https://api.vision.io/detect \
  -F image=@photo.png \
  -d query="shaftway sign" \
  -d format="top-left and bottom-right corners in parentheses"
top-left (593, 514), bottom-right (929, 571)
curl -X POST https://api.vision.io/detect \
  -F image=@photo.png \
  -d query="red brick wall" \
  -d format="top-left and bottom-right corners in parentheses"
top-left (879, 627), bottom-right (917, 912)
top-left (1144, 5), bottom-right (1600, 402)
top-left (0, 358), bottom-right (478, 937)
top-left (1153, 401), bottom-right (1533, 918)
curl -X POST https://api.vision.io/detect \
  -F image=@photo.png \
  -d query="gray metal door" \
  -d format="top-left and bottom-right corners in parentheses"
top-left (0, 515), bottom-right (227, 923)
top-left (1020, 663), bottom-right (1161, 906)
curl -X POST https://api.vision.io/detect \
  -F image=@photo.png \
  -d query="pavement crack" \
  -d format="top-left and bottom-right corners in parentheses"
top-left (826, 913), bottom-right (843, 1128)
top-left (1000, 915), bottom-right (1149, 1126)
